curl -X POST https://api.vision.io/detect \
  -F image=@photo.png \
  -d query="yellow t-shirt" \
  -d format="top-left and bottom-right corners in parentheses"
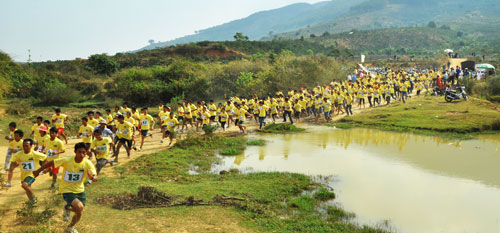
top-left (44, 138), bottom-right (65, 161)
top-left (220, 112), bottom-right (229, 122)
top-left (11, 150), bottom-right (47, 180)
top-left (208, 104), bottom-right (217, 117)
top-left (88, 118), bottom-right (99, 128)
top-left (78, 125), bottom-right (94, 144)
top-left (258, 105), bottom-right (268, 117)
top-left (138, 114), bottom-right (154, 130)
top-left (236, 108), bottom-right (247, 122)
top-left (31, 123), bottom-right (42, 139)
top-left (52, 114), bottom-right (68, 129)
top-left (116, 121), bottom-right (134, 140)
top-left (91, 137), bottom-right (113, 160)
top-left (55, 157), bottom-right (96, 194)
top-left (106, 114), bottom-right (115, 126)
top-left (165, 118), bottom-right (179, 131)
top-left (200, 111), bottom-right (211, 125)
top-left (36, 134), bottom-right (50, 152)
top-left (158, 111), bottom-right (170, 126)
top-left (119, 107), bottom-right (132, 115)
top-left (7, 129), bottom-right (18, 149)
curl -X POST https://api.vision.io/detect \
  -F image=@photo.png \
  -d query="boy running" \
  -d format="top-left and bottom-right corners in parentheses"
top-left (113, 115), bottom-right (135, 162)
top-left (77, 117), bottom-right (94, 154)
top-left (138, 107), bottom-right (154, 151)
top-left (7, 138), bottom-right (46, 201)
top-left (44, 127), bottom-right (66, 189)
top-left (91, 130), bottom-right (113, 174)
top-left (34, 142), bottom-right (97, 233)
top-left (52, 108), bottom-right (69, 144)
top-left (3, 122), bottom-right (19, 174)
top-left (163, 112), bottom-right (179, 146)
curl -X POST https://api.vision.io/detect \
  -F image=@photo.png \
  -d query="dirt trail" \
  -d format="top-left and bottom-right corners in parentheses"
top-left (0, 95), bottom-right (419, 232)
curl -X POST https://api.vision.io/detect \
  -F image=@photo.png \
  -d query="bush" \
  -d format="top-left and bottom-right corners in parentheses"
top-left (313, 187), bottom-right (336, 201)
top-left (7, 99), bottom-right (32, 116)
top-left (202, 124), bottom-right (219, 136)
top-left (261, 123), bottom-right (305, 133)
top-left (16, 201), bottom-right (56, 224)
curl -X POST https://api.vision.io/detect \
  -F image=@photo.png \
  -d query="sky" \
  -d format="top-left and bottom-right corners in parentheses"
top-left (0, 0), bottom-right (324, 62)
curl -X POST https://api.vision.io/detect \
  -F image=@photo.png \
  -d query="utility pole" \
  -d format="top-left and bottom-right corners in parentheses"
top-left (28, 49), bottom-right (32, 64)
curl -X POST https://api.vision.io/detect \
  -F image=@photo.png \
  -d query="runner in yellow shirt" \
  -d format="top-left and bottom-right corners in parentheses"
top-left (7, 138), bottom-right (46, 201)
top-left (3, 122), bottom-right (18, 174)
top-left (158, 106), bottom-right (171, 143)
top-left (36, 126), bottom-right (50, 152)
top-left (219, 108), bottom-right (229, 131)
top-left (164, 112), bottom-right (179, 146)
top-left (208, 100), bottom-right (217, 123)
top-left (113, 115), bottom-right (135, 162)
top-left (31, 117), bottom-right (43, 145)
top-left (235, 104), bottom-right (249, 133)
top-left (138, 107), bottom-right (155, 151)
top-left (91, 130), bottom-right (113, 174)
top-left (34, 142), bottom-right (97, 233)
top-left (44, 127), bottom-right (66, 189)
top-left (86, 111), bottom-right (99, 128)
top-left (77, 117), bottom-right (94, 152)
top-left (51, 108), bottom-right (69, 144)
top-left (257, 101), bottom-right (268, 129)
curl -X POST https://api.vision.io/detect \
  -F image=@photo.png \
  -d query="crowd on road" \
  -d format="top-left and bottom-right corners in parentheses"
top-left (1, 67), bottom-right (443, 233)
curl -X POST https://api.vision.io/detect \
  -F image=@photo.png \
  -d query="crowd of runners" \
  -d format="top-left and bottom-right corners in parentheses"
top-left (1, 68), bottom-right (441, 233)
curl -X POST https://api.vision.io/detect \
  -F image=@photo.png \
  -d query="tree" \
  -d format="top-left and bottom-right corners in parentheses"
top-left (87, 54), bottom-right (119, 76)
top-left (148, 39), bottom-right (155, 44)
top-left (310, 34), bottom-right (316, 38)
top-left (427, 21), bottom-right (437, 28)
top-left (233, 32), bottom-right (249, 41)
top-left (322, 31), bottom-right (330, 37)
top-left (457, 31), bottom-right (464, 37)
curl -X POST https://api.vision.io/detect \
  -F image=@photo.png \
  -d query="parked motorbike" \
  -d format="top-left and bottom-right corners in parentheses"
top-left (444, 86), bottom-right (469, 102)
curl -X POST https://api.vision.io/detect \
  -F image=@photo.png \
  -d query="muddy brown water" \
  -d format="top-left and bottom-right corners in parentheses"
top-left (213, 126), bottom-right (500, 233)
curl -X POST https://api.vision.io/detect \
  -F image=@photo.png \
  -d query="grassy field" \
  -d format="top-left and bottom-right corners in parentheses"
top-left (328, 96), bottom-right (500, 139)
top-left (68, 135), bottom-right (384, 233)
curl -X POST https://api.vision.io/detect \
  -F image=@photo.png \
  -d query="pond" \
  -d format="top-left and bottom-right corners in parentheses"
top-left (213, 126), bottom-right (500, 233)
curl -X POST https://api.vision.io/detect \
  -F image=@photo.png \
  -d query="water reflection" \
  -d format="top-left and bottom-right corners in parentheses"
top-left (217, 127), bottom-right (500, 233)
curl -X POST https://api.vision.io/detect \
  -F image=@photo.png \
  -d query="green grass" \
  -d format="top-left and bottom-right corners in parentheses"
top-left (314, 187), bottom-right (336, 201)
top-left (246, 139), bottom-right (266, 146)
top-left (261, 123), bottom-right (305, 134)
top-left (328, 96), bottom-right (500, 139)
top-left (85, 135), bottom-right (385, 233)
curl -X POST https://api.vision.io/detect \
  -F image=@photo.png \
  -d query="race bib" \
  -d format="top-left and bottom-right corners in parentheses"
top-left (141, 120), bottom-right (148, 126)
top-left (47, 149), bottom-right (58, 158)
top-left (57, 120), bottom-right (62, 124)
top-left (96, 145), bottom-right (107, 153)
top-left (123, 129), bottom-right (129, 135)
top-left (37, 146), bottom-right (43, 152)
top-left (21, 161), bottom-right (35, 171)
top-left (161, 116), bottom-right (167, 121)
top-left (63, 171), bottom-right (84, 183)
top-left (201, 115), bottom-right (206, 119)
top-left (82, 132), bottom-right (88, 137)
top-left (239, 115), bottom-right (244, 120)
top-left (168, 122), bottom-right (174, 126)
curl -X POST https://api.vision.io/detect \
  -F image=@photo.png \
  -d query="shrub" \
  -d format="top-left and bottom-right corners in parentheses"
top-left (16, 201), bottom-right (56, 224)
top-left (6, 99), bottom-right (32, 116)
top-left (313, 187), bottom-right (336, 201)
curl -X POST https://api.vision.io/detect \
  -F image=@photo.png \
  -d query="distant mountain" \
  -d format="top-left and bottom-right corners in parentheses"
top-left (270, 0), bottom-right (500, 40)
top-left (134, 0), bottom-right (365, 51)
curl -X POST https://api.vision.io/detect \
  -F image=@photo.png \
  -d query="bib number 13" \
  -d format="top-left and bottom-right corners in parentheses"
top-left (64, 171), bottom-right (84, 183)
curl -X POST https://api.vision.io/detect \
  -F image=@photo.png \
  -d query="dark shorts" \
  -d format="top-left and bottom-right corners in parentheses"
top-left (165, 130), bottom-right (174, 136)
top-left (237, 120), bottom-right (244, 125)
top-left (294, 112), bottom-right (300, 118)
top-left (141, 130), bottom-right (148, 137)
top-left (63, 192), bottom-right (86, 208)
top-left (118, 137), bottom-right (133, 148)
top-left (210, 116), bottom-right (216, 121)
top-left (161, 125), bottom-right (168, 130)
top-left (96, 159), bottom-right (108, 172)
top-left (22, 176), bottom-right (36, 185)
top-left (177, 116), bottom-right (184, 122)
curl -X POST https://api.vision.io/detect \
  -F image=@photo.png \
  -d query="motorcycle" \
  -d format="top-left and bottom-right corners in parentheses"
top-left (444, 86), bottom-right (469, 102)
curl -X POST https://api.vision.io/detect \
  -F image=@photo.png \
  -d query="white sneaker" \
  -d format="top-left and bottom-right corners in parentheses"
top-left (161, 139), bottom-right (164, 143)
top-left (5, 183), bottom-right (12, 187)
top-left (63, 208), bottom-right (71, 222)
top-left (1, 170), bottom-right (7, 174)
top-left (65, 225), bottom-right (78, 233)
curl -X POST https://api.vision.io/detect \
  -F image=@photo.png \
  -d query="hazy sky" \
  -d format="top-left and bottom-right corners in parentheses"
top-left (1, 0), bottom-right (324, 62)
